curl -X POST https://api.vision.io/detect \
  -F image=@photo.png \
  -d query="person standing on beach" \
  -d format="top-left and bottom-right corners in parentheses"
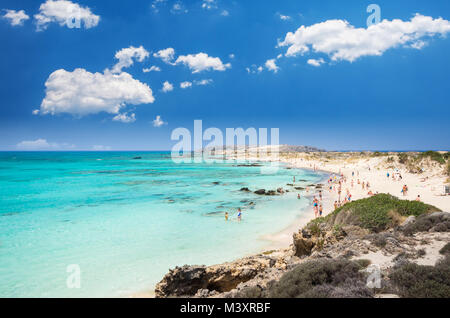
top-left (319, 204), bottom-right (323, 217)
top-left (237, 208), bottom-right (242, 222)
top-left (313, 197), bottom-right (319, 218)
top-left (298, 193), bottom-right (301, 200)
top-left (225, 212), bottom-right (229, 221)
top-left (319, 190), bottom-right (322, 201)
top-left (293, 176), bottom-right (296, 183)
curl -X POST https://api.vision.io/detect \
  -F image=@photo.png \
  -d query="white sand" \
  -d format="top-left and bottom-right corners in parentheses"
top-left (257, 153), bottom-right (449, 250)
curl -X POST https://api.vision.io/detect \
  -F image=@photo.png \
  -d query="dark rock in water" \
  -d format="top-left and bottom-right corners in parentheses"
top-left (315, 184), bottom-right (323, 189)
top-left (204, 211), bottom-right (225, 216)
top-left (212, 182), bottom-right (220, 185)
top-left (286, 183), bottom-right (294, 186)
top-left (133, 157), bottom-right (142, 160)
top-left (254, 189), bottom-right (266, 195)
top-left (265, 190), bottom-right (277, 196)
top-left (295, 187), bottom-right (305, 190)
top-left (237, 163), bottom-right (262, 167)
top-left (240, 187), bottom-right (251, 192)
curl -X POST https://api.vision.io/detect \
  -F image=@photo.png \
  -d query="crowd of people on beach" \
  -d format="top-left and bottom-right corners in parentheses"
top-left (224, 166), bottom-right (421, 223)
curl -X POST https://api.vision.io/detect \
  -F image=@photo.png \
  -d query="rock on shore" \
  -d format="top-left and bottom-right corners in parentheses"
top-left (155, 195), bottom-right (450, 298)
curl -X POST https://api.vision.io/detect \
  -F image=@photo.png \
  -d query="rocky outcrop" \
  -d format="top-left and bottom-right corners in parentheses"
top-left (254, 189), bottom-right (266, 195)
top-left (155, 202), bottom-right (449, 298)
top-left (155, 255), bottom-right (283, 298)
top-left (293, 232), bottom-right (315, 257)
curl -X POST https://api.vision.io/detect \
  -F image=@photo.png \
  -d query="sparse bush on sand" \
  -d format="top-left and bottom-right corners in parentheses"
top-left (402, 213), bottom-right (450, 236)
top-left (440, 243), bottom-right (450, 256)
top-left (266, 258), bottom-right (373, 298)
top-left (418, 151), bottom-right (446, 164)
top-left (389, 255), bottom-right (450, 298)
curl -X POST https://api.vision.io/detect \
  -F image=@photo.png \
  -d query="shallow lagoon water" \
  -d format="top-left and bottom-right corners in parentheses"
top-left (0, 152), bottom-right (326, 297)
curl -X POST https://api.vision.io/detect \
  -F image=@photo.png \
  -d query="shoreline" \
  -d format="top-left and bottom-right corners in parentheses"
top-left (137, 153), bottom-right (450, 298)
top-left (131, 164), bottom-right (332, 298)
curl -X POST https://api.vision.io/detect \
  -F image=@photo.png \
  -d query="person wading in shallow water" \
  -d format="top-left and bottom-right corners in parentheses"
top-left (237, 208), bottom-right (242, 222)
top-left (225, 212), bottom-right (229, 221)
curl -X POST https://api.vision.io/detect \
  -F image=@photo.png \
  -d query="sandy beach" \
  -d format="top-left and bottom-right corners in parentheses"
top-left (143, 150), bottom-right (450, 298)
top-left (261, 151), bottom-right (449, 248)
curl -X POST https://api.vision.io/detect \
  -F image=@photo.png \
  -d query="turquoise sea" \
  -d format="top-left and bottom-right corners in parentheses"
top-left (0, 152), bottom-right (326, 297)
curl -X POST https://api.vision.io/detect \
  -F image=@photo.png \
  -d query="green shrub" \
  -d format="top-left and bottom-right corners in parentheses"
top-left (366, 233), bottom-right (388, 248)
top-left (440, 243), bottom-right (450, 255)
top-left (308, 222), bottom-right (322, 236)
top-left (418, 151), bottom-right (445, 164)
top-left (355, 259), bottom-right (372, 269)
top-left (398, 153), bottom-right (409, 164)
top-left (267, 258), bottom-right (373, 298)
top-left (389, 255), bottom-right (450, 298)
top-left (317, 194), bottom-right (439, 233)
top-left (402, 213), bottom-right (450, 235)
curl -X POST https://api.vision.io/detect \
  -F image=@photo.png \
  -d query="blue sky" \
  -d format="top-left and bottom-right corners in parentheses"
top-left (1, 0), bottom-right (449, 151)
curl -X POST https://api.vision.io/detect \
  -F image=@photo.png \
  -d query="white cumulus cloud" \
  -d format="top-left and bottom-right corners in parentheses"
top-left (39, 68), bottom-right (154, 117)
top-left (111, 46), bottom-right (149, 73)
top-left (307, 58), bottom-right (325, 67)
top-left (175, 52), bottom-right (231, 73)
top-left (143, 66), bottom-right (161, 73)
top-left (162, 81), bottom-right (174, 93)
top-left (34, 0), bottom-right (100, 31)
top-left (194, 79), bottom-right (213, 86)
top-left (2, 9), bottom-right (30, 26)
top-left (278, 14), bottom-right (450, 62)
top-left (279, 14), bottom-right (291, 21)
top-left (152, 115), bottom-right (166, 127)
top-left (265, 59), bottom-right (279, 73)
top-left (112, 112), bottom-right (136, 123)
top-left (180, 81), bottom-right (192, 89)
top-left (153, 47), bottom-right (176, 64)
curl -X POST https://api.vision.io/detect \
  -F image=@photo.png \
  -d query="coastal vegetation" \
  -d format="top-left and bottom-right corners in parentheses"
top-left (156, 194), bottom-right (449, 298)
top-left (308, 194), bottom-right (440, 233)
top-left (389, 255), bottom-right (450, 298)
top-left (238, 258), bottom-right (373, 298)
